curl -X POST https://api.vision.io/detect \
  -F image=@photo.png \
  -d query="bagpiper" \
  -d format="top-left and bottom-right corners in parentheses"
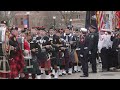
top-left (61, 28), bottom-right (76, 75)
top-left (8, 26), bottom-right (25, 79)
top-left (36, 27), bottom-right (52, 79)
top-left (29, 30), bottom-right (41, 79)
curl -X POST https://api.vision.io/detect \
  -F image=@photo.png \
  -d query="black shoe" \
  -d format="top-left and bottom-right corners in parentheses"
top-left (19, 77), bottom-right (25, 79)
top-left (92, 71), bottom-right (97, 73)
top-left (51, 74), bottom-right (55, 77)
top-left (59, 75), bottom-right (62, 77)
top-left (80, 75), bottom-right (88, 77)
top-left (62, 73), bottom-right (66, 75)
top-left (72, 70), bottom-right (77, 73)
top-left (68, 73), bottom-right (72, 75)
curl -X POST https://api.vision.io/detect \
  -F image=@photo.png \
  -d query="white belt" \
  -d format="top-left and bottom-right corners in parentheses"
top-left (84, 47), bottom-right (88, 49)
top-left (76, 48), bottom-right (80, 50)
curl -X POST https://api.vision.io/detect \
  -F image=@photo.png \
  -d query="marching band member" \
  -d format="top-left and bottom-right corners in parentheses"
top-left (74, 29), bottom-right (81, 73)
top-left (9, 27), bottom-right (25, 79)
top-left (30, 30), bottom-right (41, 79)
top-left (50, 29), bottom-right (63, 79)
top-left (61, 28), bottom-right (76, 75)
top-left (36, 28), bottom-right (52, 79)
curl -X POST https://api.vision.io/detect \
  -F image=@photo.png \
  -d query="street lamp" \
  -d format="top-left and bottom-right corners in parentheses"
top-left (53, 16), bottom-right (56, 30)
top-left (69, 19), bottom-right (72, 30)
top-left (26, 12), bottom-right (30, 29)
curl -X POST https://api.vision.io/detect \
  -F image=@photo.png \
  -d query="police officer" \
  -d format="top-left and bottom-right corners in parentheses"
top-left (87, 25), bottom-right (98, 73)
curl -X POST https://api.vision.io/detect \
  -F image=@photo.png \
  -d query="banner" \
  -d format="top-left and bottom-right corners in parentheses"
top-left (23, 19), bottom-right (28, 28)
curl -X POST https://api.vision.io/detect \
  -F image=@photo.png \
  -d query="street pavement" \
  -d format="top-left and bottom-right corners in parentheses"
top-left (40, 63), bottom-right (120, 79)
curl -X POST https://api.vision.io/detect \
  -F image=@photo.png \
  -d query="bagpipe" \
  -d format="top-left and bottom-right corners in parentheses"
top-left (0, 25), bottom-right (11, 73)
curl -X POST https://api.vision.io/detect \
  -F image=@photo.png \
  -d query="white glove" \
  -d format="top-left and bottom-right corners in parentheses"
top-left (118, 44), bottom-right (120, 48)
top-left (80, 54), bottom-right (83, 57)
top-left (89, 51), bottom-right (91, 54)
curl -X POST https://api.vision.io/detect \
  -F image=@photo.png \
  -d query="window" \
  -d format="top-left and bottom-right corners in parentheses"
top-left (21, 18), bottom-right (23, 25)
top-left (77, 15), bottom-right (80, 19)
top-left (15, 18), bottom-right (18, 25)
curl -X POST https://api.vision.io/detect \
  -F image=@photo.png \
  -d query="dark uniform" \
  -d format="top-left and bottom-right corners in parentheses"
top-left (29, 35), bottom-right (41, 79)
top-left (9, 34), bottom-right (25, 79)
top-left (50, 33), bottom-right (64, 78)
top-left (112, 33), bottom-right (120, 68)
top-left (36, 30), bottom-right (52, 79)
top-left (77, 28), bottom-right (89, 77)
top-left (87, 26), bottom-right (98, 73)
top-left (61, 32), bottom-right (76, 74)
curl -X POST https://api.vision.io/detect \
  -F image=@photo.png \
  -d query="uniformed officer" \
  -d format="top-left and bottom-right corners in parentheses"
top-left (76, 28), bottom-right (89, 77)
top-left (87, 25), bottom-right (98, 73)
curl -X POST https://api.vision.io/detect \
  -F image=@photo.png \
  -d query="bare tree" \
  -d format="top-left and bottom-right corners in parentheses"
top-left (0, 11), bottom-right (18, 26)
top-left (59, 11), bottom-right (76, 27)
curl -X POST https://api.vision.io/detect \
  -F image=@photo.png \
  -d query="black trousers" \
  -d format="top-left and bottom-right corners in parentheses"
top-left (118, 50), bottom-right (120, 66)
top-left (79, 53), bottom-right (88, 76)
top-left (101, 48), bottom-right (110, 70)
top-left (89, 52), bottom-right (97, 72)
top-left (110, 51), bottom-right (118, 68)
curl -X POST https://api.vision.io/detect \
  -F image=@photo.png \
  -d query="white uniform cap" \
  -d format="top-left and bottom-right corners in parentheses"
top-left (80, 28), bottom-right (87, 32)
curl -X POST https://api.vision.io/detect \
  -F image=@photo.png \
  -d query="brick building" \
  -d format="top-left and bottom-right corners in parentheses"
top-left (13, 11), bottom-right (86, 29)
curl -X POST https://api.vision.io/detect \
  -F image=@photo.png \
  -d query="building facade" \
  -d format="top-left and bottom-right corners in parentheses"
top-left (13, 11), bottom-right (86, 29)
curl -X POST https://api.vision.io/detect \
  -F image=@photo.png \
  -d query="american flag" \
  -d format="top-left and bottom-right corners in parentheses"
top-left (115, 11), bottom-right (120, 29)
top-left (96, 11), bottom-right (105, 31)
top-left (23, 19), bottom-right (28, 28)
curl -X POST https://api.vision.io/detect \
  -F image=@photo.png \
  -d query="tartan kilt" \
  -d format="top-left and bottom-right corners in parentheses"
top-left (69, 50), bottom-right (75, 63)
top-left (25, 56), bottom-right (41, 75)
top-left (40, 59), bottom-right (51, 69)
top-left (9, 59), bottom-right (19, 79)
top-left (9, 51), bottom-right (25, 79)
top-left (0, 73), bottom-right (10, 79)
